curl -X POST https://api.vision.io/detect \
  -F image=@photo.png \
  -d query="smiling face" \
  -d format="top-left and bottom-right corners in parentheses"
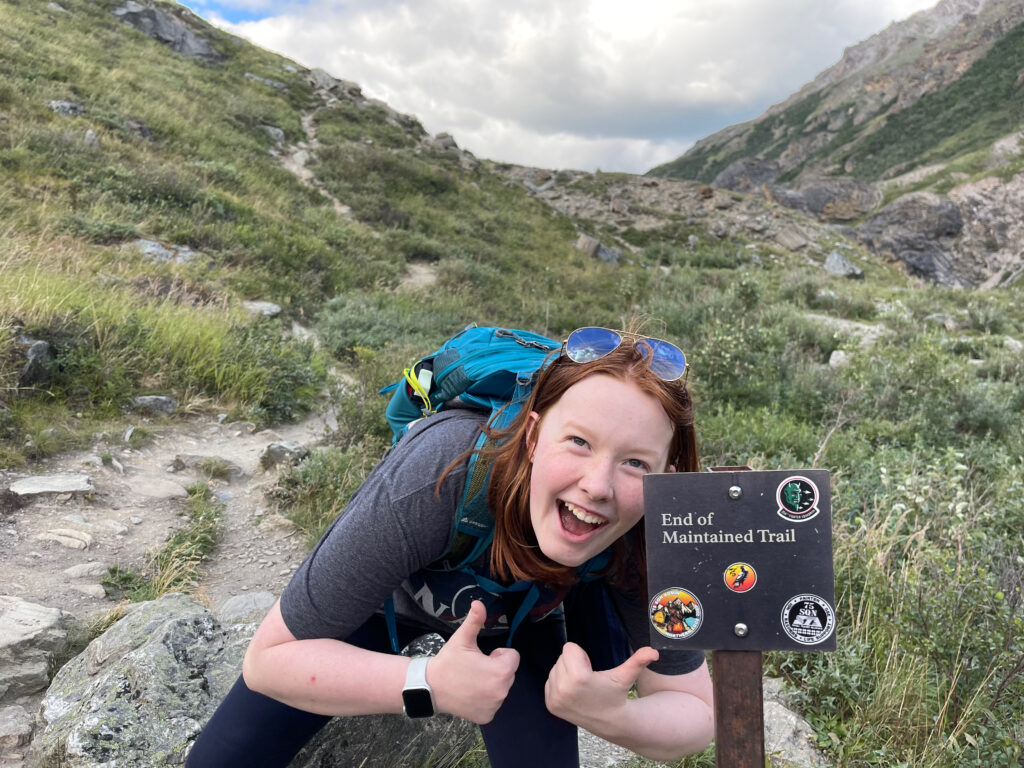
top-left (525, 373), bottom-right (676, 568)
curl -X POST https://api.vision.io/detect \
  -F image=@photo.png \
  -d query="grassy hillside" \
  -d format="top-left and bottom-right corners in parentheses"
top-left (1, 2), bottom-right (1022, 767)
top-left (650, 19), bottom-right (1024, 185)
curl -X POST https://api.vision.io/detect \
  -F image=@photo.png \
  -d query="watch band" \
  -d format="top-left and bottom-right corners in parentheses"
top-left (402, 656), bottom-right (435, 718)
top-left (405, 656), bottom-right (430, 688)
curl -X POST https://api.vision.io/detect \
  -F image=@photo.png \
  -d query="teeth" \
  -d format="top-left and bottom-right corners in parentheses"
top-left (564, 502), bottom-right (605, 525)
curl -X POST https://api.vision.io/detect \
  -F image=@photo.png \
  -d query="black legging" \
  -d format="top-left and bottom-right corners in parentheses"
top-left (186, 583), bottom-right (630, 768)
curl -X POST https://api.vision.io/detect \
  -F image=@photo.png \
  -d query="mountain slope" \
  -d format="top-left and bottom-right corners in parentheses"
top-left (648, 0), bottom-right (1024, 288)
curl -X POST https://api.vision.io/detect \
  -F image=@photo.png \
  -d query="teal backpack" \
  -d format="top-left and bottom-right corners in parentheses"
top-left (380, 325), bottom-right (561, 571)
top-left (378, 325), bottom-right (610, 650)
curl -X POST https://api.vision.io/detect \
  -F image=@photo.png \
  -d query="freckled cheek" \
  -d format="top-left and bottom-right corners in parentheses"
top-left (618, 481), bottom-right (646, 527)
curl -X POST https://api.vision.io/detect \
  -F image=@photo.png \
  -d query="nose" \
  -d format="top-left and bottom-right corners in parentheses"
top-left (578, 458), bottom-right (614, 502)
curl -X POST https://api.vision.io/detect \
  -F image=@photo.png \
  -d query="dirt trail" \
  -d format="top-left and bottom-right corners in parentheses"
top-left (1, 406), bottom-right (337, 628)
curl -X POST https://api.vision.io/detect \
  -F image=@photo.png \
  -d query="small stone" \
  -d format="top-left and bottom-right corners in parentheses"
top-left (71, 584), bottom-right (107, 598)
top-left (64, 561), bottom-right (110, 578)
top-left (242, 300), bottom-right (282, 317)
top-left (35, 528), bottom-right (93, 549)
top-left (100, 519), bottom-right (130, 535)
top-left (129, 395), bottom-right (177, 415)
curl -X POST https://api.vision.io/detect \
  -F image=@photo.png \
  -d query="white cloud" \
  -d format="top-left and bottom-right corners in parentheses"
top-left (204, 0), bottom-right (939, 172)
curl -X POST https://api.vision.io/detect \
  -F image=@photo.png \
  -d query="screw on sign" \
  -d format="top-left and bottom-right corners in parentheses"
top-left (642, 467), bottom-right (836, 768)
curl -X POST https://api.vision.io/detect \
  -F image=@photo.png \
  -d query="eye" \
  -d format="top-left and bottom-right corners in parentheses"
top-left (569, 436), bottom-right (589, 448)
top-left (625, 458), bottom-right (650, 471)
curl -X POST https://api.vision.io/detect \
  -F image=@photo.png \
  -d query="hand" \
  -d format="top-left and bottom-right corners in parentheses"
top-left (428, 601), bottom-right (521, 724)
top-left (544, 642), bottom-right (658, 728)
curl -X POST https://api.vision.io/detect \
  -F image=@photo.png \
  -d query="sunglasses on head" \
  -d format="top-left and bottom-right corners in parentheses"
top-left (563, 327), bottom-right (688, 382)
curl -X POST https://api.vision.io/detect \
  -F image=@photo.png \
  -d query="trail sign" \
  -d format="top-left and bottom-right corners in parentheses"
top-left (643, 469), bottom-right (835, 652)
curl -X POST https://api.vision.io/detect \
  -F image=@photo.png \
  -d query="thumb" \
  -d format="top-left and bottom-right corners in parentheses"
top-left (449, 600), bottom-right (486, 649)
top-left (607, 646), bottom-right (659, 688)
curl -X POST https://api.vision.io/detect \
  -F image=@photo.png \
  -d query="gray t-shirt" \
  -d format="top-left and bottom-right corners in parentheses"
top-left (280, 409), bottom-right (705, 676)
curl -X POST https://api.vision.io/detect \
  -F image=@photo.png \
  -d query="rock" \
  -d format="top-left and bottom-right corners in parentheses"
top-left (0, 705), bottom-right (33, 751)
top-left (308, 69), bottom-right (363, 99)
top-left (241, 300), bottom-right (282, 317)
top-left (45, 2), bottom-right (69, 13)
top-left (1004, 336), bottom-right (1023, 353)
top-left (122, 237), bottom-right (196, 264)
top-left (767, 177), bottom-right (881, 223)
top-left (0, 596), bottom-right (75, 704)
top-left (113, 2), bottom-right (223, 62)
top-left (17, 339), bottom-right (55, 388)
top-left (856, 192), bottom-right (964, 286)
top-left (427, 132), bottom-right (458, 151)
top-left (823, 250), bottom-right (864, 279)
top-left (129, 394), bottom-right (177, 414)
top-left (83, 128), bottom-right (100, 148)
top-left (244, 73), bottom-right (288, 92)
top-left (215, 592), bottom-right (275, 625)
top-left (578, 728), bottom-right (634, 767)
top-left (9, 474), bottom-right (93, 497)
top-left (712, 157), bottom-right (781, 192)
top-left (132, 475), bottom-right (189, 500)
top-left (828, 350), bottom-right (851, 368)
top-left (575, 234), bottom-right (601, 258)
top-left (257, 514), bottom-right (297, 534)
top-left (34, 594), bottom-right (477, 768)
top-left (46, 100), bottom-right (84, 117)
top-left (63, 562), bottom-right (110, 578)
top-left (171, 454), bottom-right (246, 482)
top-left (34, 529), bottom-right (94, 550)
top-left (763, 678), bottom-right (830, 767)
top-left (259, 441), bottom-right (310, 469)
top-left (574, 234), bottom-right (620, 264)
top-left (259, 124), bottom-right (285, 144)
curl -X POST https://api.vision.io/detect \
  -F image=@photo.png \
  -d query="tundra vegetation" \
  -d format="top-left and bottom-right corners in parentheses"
top-left (0, 1), bottom-right (1021, 766)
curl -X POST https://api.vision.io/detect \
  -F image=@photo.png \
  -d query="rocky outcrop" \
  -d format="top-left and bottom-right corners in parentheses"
top-left (113, 1), bottom-right (223, 62)
top-left (856, 192), bottom-right (965, 285)
top-left (32, 594), bottom-right (478, 768)
top-left (0, 597), bottom-right (76, 705)
top-left (712, 158), bottom-right (781, 193)
top-left (766, 178), bottom-right (882, 223)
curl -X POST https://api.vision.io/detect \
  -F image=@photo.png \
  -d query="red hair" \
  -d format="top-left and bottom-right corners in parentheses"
top-left (481, 337), bottom-right (698, 589)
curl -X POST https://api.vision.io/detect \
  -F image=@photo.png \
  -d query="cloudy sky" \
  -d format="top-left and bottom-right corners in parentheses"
top-left (183, 0), bottom-right (939, 173)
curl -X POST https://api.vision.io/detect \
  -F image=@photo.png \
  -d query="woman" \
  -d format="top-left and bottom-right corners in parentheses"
top-left (188, 327), bottom-right (714, 767)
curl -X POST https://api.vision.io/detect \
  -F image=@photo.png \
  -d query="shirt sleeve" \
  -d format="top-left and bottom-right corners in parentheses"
top-left (279, 410), bottom-right (484, 641)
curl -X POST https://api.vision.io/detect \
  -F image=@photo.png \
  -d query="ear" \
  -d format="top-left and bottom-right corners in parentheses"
top-left (525, 411), bottom-right (540, 461)
top-left (666, 464), bottom-right (677, 473)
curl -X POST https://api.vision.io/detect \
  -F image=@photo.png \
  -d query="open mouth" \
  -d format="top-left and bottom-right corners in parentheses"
top-left (558, 500), bottom-right (608, 537)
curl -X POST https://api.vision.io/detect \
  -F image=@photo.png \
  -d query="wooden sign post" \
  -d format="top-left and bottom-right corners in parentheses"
top-left (643, 468), bottom-right (835, 767)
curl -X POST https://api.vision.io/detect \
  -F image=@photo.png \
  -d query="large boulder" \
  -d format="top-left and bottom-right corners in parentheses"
top-left (33, 594), bottom-right (477, 767)
top-left (856, 191), bottom-right (964, 286)
top-left (113, 2), bottom-right (223, 62)
top-left (0, 597), bottom-right (76, 704)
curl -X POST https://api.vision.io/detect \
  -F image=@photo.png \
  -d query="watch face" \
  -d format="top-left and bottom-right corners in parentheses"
top-left (402, 687), bottom-right (434, 718)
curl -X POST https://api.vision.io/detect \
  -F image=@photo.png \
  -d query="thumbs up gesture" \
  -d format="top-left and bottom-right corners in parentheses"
top-left (428, 601), bottom-right (521, 723)
top-left (544, 642), bottom-right (658, 727)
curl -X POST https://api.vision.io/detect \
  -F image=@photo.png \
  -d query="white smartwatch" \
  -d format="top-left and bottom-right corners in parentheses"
top-left (402, 656), bottom-right (435, 718)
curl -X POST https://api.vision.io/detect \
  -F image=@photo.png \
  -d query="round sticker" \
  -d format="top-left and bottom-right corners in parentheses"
top-left (650, 587), bottom-right (703, 639)
top-left (776, 476), bottom-right (820, 522)
top-left (780, 594), bottom-right (835, 645)
top-left (724, 562), bottom-right (757, 593)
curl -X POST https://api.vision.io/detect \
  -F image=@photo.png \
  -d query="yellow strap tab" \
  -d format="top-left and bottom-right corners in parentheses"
top-left (403, 365), bottom-right (434, 414)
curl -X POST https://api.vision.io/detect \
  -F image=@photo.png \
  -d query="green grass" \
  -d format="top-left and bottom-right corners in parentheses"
top-left (102, 483), bottom-right (223, 602)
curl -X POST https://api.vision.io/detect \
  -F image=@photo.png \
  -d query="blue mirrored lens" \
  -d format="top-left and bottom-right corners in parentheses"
top-left (644, 338), bottom-right (687, 380)
top-left (566, 327), bottom-right (622, 363)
